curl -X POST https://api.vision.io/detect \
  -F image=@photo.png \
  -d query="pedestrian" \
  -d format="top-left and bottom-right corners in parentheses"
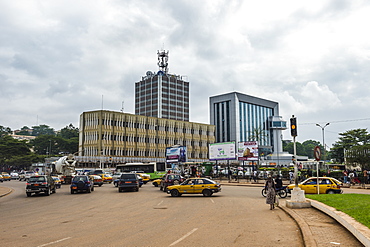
top-left (343, 170), bottom-right (348, 184)
top-left (363, 170), bottom-right (368, 184)
top-left (289, 171), bottom-right (294, 183)
top-left (253, 170), bottom-right (257, 182)
top-left (265, 175), bottom-right (276, 210)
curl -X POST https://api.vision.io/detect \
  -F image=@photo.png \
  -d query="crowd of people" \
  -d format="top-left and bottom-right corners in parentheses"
top-left (343, 169), bottom-right (369, 185)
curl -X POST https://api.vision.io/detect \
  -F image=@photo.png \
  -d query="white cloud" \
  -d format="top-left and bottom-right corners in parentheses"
top-left (0, 0), bottom-right (370, 147)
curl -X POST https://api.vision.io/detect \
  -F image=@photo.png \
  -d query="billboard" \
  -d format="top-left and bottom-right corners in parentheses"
top-left (209, 142), bottom-right (236, 161)
top-left (166, 146), bottom-right (187, 163)
top-left (238, 141), bottom-right (259, 161)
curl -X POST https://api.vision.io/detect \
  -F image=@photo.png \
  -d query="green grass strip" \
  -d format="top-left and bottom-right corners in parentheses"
top-left (306, 194), bottom-right (370, 228)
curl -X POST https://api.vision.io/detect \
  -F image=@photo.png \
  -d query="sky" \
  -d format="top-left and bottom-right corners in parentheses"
top-left (1, 0), bottom-right (370, 148)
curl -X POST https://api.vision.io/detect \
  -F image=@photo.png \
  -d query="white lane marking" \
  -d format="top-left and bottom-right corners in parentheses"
top-left (210, 198), bottom-right (214, 203)
top-left (157, 200), bottom-right (164, 206)
top-left (37, 237), bottom-right (72, 247)
top-left (169, 228), bottom-right (198, 246)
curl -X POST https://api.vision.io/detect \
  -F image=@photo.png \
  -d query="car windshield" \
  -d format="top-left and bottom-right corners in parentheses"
top-left (29, 176), bottom-right (45, 182)
top-left (73, 176), bottom-right (88, 182)
top-left (52, 177), bottom-right (59, 181)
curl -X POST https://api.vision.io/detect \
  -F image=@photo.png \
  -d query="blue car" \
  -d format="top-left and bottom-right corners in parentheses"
top-left (70, 175), bottom-right (94, 194)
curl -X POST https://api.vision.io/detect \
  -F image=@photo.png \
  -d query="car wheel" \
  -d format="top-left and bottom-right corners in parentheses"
top-left (170, 189), bottom-right (180, 197)
top-left (53, 187), bottom-right (56, 193)
top-left (136, 187), bottom-right (139, 192)
top-left (118, 188), bottom-right (122, 193)
top-left (45, 188), bottom-right (51, 196)
top-left (26, 192), bottom-right (31, 197)
top-left (87, 188), bottom-right (91, 193)
top-left (278, 189), bottom-right (287, 198)
top-left (327, 190), bottom-right (335, 194)
top-left (99, 184), bottom-right (102, 187)
top-left (160, 186), bottom-right (163, 191)
top-left (202, 189), bottom-right (213, 197)
top-left (91, 186), bottom-right (94, 192)
top-left (153, 182), bottom-right (158, 187)
top-left (71, 189), bottom-right (75, 194)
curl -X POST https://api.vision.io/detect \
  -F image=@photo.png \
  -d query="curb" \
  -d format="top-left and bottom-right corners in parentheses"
top-left (279, 203), bottom-right (317, 247)
top-left (0, 186), bottom-right (13, 197)
top-left (307, 199), bottom-right (370, 247)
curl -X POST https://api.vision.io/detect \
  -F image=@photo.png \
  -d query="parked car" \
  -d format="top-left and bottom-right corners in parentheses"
top-left (26, 175), bottom-right (56, 197)
top-left (90, 175), bottom-right (103, 187)
top-left (160, 174), bottom-right (185, 192)
top-left (287, 177), bottom-right (343, 194)
top-left (51, 176), bottom-right (62, 189)
top-left (135, 173), bottom-right (150, 184)
top-left (167, 178), bottom-right (221, 197)
top-left (118, 173), bottom-right (140, 192)
top-left (70, 175), bottom-right (94, 194)
top-left (0, 174), bottom-right (3, 183)
top-left (1, 172), bottom-right (11, 181)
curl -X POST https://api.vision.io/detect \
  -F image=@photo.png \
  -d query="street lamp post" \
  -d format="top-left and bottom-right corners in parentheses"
top-left (316, 123), bottom-right (330, 172)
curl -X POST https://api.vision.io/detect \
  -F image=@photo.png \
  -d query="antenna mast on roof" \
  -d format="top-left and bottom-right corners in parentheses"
top-left (157, 49), bottom-right (169, 74)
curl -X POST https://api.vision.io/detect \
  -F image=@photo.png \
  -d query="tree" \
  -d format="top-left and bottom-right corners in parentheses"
top-left (0, 125), bottom-right (12, 137)
top-left (31, 125), bottom-right (55, 136)
top-left (330, 128), bottom-right (370, 169)
top-left (58, 124), bottom-right (79, 139)
top-left (302, 140), bottom-right (322, 159)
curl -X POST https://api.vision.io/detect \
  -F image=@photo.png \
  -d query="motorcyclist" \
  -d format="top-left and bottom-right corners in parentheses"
top-left (275, 175), bottom-right (283, 190)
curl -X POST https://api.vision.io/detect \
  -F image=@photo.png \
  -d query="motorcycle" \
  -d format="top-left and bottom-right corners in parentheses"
top-left (261, 186), bottom-right (288, 198)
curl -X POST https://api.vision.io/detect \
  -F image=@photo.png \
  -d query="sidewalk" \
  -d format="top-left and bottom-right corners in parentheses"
top-left (220, 180), bottom-right (370, 247)
top-left (0, 185), bottom-right (13, 197)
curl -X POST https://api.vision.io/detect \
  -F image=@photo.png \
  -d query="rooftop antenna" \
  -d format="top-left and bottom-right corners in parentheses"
top-left (157, 49), bottom-right (169, 74)
top-left (121, 101), bottom-right (124, 113)
top-left (101, 95), bottom-right (104, 110)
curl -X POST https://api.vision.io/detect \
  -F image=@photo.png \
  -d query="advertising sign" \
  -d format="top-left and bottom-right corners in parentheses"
top-left (166, 146), bottom-right (187, 163)
top-left (209, 142), bottom-right (236, 161)
top-left (238, 141), bottom-right (259, 161)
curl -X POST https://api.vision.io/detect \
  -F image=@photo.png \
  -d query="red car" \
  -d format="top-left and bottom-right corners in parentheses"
top-left (160, 174), bottom-right (185, 192)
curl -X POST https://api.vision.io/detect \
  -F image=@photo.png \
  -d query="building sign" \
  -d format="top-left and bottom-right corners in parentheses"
top-left (209, 142), bottom-right (236, 161)
top-left (238, 141), bottom-right (259, 161)
top-left (166, 146), bottom-right (187, 163)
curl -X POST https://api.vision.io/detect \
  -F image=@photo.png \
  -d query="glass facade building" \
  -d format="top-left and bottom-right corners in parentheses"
top-left (210, 92), bottom-right (282, 155)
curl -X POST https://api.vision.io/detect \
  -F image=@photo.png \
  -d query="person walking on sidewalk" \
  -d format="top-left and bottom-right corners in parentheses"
top-left (265, 175), bottom-right (276, 210)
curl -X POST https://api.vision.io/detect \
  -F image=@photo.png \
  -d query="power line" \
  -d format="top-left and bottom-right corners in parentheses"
top-left (300, 117), bottom-right (370, 126)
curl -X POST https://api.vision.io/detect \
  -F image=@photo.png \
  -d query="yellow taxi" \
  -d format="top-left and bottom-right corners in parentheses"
top-left (100, 174), bottom-right (113, 183)
top-left (287, 177), bottom-right (343, 194)
top-left (1, 172), bottom-right (11, 181)
top-left (51, 176), bottom-right (62, 189)
top-left (167, 177), bottom-right (221, 197)
top-left (152, 177), bottom-right (163, 187)
top-left (136, 173), bottom-right (150, 184)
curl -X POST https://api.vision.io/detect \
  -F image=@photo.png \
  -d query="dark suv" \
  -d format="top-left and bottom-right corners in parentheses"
top-left (118, 173), bottom-right (139, 192)
top-left (160, 174), bottom-right (185, 192)
top-left (26, 175), bottom-right (56, 197)
top-left (70, 175), bottom-right (94, 194)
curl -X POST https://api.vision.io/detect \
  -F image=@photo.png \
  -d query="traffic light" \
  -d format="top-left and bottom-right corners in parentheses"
top-left (290, 117), bottom-right (297, 137)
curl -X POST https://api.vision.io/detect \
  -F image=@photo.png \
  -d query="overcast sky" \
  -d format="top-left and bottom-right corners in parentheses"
top-left (1, 0), bottom-right (370, 148)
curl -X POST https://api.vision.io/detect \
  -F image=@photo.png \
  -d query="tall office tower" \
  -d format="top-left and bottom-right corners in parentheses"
top-left (135, 50), bottom-right (189, 121)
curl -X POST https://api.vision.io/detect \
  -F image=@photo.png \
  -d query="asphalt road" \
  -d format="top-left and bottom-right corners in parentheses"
top-left (0, 180), bottom-right (303, 247)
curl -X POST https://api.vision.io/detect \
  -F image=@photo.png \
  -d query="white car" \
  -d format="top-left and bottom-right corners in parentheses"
top-left (10, 172), bottom-right (19, 180)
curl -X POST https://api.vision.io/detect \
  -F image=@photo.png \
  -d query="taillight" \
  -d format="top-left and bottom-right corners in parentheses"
top-left (26, 183), bottom-right (30, 185)
top-left (86, 181), bottom-right (90, 184)
top-left (42, 182), bottom-right (47, 185)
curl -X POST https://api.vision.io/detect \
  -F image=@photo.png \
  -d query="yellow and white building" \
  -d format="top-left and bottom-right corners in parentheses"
top-left (78, 110), bottom-right (215, 167)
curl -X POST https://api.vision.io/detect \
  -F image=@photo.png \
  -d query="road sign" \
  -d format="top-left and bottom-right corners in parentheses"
top-left (314, 146), bottom-right (321, 161)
